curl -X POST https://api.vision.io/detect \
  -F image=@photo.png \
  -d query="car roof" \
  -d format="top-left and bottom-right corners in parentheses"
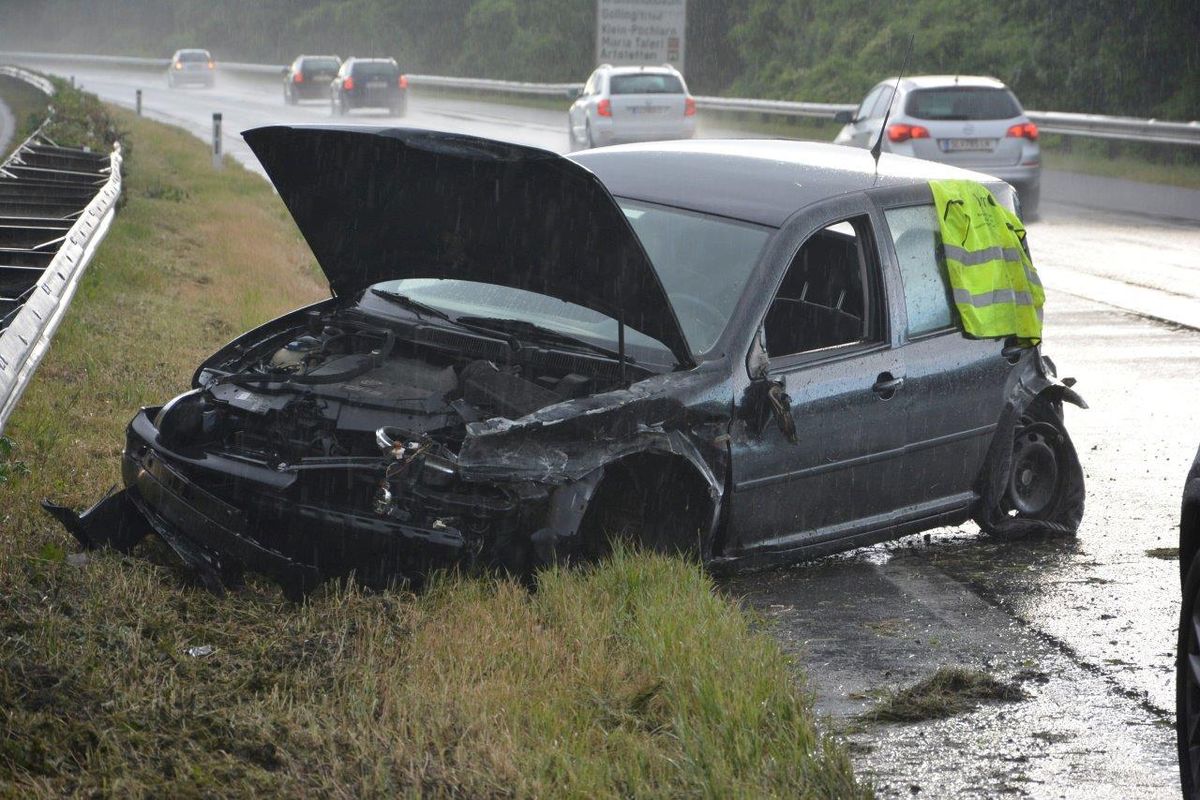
top-left (299, 55), bottom-right (340, 61)
top-left (601, 64), bottom-right (680, 76)
top-left (569, 139), bottom-right (1005, 227)
top-left (347, 58), bottom-right (396, 64)
top-left (883, 75), bottom-right (1009, 91)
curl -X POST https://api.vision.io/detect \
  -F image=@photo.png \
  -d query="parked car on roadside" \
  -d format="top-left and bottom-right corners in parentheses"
top-left (568, 64), bottom-right (696, 150)
top-left (834, 76), bottom-right (1041, 217)
top-left (45, 128), bottom-right (1085, 600)
top-left (283, 55), bottom-right (341, 104)
top-left (331, 58), bottom-right (407, 117)
top-left (1177, 445), bottom-right (1200, 798)
top-left (167, 49), bottom-right (216, 88)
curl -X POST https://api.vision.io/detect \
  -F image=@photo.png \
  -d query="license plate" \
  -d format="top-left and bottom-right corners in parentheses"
top-left (940, 138), bottom-right (995, 152)
top-left (367, 79), bottom-right (388, 88)
top-left (631, 106), bottom-right (669, 115)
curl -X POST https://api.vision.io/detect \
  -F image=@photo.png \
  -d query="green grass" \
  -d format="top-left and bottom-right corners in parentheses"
top-left (1040, 136), bottom-right (1200, 189)
top-left (0, 103), bottom-right (868, 797)
top-left (0, 74), bottom-right (51, 159)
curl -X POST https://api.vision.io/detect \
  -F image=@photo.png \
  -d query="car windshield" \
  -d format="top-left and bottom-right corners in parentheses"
top-left (609, 74), bottom-right (685, 95)
top-left (178, 51), bottom-right (210, 63)
top-left (354, 62), bottom-right (399, 78)
top-left (304, 58), bottom-right (340, 71)
top-left (905, 87), bottom-right (1021, 120)
top-left (367, 200), bottom-right (771, 362)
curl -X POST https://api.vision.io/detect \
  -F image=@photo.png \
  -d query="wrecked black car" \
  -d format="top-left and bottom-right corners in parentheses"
top-left (47, 127), bottom-right (1085, 598)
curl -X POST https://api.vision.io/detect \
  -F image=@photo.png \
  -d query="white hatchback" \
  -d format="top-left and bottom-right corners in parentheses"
top-left (568, 65), bottom-right (696, 150)
top-left (834, 76), bottom-right (1041, 216)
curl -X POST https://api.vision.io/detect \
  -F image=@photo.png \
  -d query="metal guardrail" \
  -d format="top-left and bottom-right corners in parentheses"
top-left (2, 50), bottom-right (1199, 147)
top-left (0, 75), bottom-right (123, 433)
top-left (0, 65), bottom-right (55, 96)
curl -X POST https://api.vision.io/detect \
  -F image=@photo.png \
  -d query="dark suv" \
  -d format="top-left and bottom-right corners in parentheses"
top-left (331, 58), bottom-right (408, 117)
top-left (283, 55), bottom-right (341, 104)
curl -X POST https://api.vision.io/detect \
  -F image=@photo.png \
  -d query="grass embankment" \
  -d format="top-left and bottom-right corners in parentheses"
top-left (0, 104), bottom-right (867, 796)
top-left (0, 74), bottom-right (51, 159)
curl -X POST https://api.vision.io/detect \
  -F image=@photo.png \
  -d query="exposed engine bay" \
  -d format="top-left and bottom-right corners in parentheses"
top-left (142, 305), bottom-right (636, 562)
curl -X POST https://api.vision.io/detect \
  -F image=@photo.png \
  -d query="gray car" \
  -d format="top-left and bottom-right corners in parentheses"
top-left (47, 129), bottom-right (1084, 599)
top-left (835, 76), bottom-right (1041, 216)
top-left (167, 49), bottom-right (215, 89)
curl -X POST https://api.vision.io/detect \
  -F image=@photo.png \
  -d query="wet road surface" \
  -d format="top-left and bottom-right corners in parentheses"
top-left (727, 290), bottom-right (1193, 797)
top-left (17, 59), bottom-right (1200, 797)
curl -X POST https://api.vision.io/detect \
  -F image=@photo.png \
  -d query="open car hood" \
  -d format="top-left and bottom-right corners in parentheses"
top-left (243, 125), bottom-right (693, 366)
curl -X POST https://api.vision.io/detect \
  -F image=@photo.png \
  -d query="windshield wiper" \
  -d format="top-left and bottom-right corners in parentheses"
top-left (454, 316), bottom-right (634, 364)
top-left (370, 288), bottom-right (455, 323)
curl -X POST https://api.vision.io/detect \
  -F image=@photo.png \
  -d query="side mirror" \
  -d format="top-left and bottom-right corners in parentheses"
top-left (281, 67), bottom-right (290, 76)
top-left (833, 110), bottom-right (854, 125)
top-left (567, 87), bottom-right (583, 101)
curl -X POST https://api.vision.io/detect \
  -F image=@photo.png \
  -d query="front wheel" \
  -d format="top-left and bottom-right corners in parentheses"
top-left (1179, 548), bottom-right (1200, 798)
top-left (974, 398), bottom-right (1084, 538)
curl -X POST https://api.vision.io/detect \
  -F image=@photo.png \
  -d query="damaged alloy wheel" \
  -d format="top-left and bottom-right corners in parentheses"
top-left (977, 400), bottom-right (1084, 538)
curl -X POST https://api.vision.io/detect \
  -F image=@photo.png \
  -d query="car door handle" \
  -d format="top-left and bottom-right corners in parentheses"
top-left (872, 372), bottom-right (905, 397)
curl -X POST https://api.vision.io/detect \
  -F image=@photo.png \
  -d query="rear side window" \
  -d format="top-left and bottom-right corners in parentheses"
top-left (906, 88), bottom-right (1020, 121)
top-left (353, 62), bottom-right (399, 78)
top-left (304, 58), bottom-right (340, 71)
top-left (885, 205), bottom-right (954, 336)
top-left (609, 74), bottom-right (684, 95)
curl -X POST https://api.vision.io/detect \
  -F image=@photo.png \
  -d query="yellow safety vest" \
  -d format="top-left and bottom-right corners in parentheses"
top-left (929, 179), bottom-right (1044, 342)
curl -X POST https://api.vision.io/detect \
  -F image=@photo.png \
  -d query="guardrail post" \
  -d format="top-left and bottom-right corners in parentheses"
top-left (135, 89), bottom-right (142, 116)
top-left (211, 112), bottom-right (222, 170)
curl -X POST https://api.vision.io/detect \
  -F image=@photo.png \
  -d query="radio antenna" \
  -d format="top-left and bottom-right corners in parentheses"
top-left (871, 33), bottom-right (915, 181)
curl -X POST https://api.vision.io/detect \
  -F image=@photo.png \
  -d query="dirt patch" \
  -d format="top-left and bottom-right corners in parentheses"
top-left (1146, 547), bottom-right (1179, 560)
top-left (862, 667), bottom-right (1026, 723)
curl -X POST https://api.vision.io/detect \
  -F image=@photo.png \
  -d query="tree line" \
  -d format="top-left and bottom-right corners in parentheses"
top-left (0, 0), bottom-right (1195, 118)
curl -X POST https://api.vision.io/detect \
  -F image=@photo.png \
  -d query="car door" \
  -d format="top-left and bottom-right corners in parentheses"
top-left (727, 209), bottom-right (907, 553)
top-left (570, 73), bottom-right (597, 141)
top-left (881, 201), bottom-right (1016, 506)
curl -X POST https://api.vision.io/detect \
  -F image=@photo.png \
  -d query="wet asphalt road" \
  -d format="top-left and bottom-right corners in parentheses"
top-left (16, 61), bottom-right (1200, 798)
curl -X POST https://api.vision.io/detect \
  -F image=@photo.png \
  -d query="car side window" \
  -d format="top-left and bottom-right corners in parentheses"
top-left (855, 86), bottom-right (884, 121)
top-left (885, 204), bottom-right (955, 336)
top-left (764, 216), bottom-right (881, 358)
top-left (869, 86), bottom-right (896, 119)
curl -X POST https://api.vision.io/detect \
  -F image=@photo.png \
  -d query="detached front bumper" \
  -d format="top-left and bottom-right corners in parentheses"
top-left (48, 408), bottom-right (467, 599)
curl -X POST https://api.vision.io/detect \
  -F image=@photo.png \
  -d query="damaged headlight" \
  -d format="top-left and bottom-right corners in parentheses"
top-left (154, 389), bottom-right (223, 450)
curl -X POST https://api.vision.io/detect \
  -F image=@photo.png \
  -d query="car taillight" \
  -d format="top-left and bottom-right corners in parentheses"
top-left (207, 61), bottom-right (215, 70)
top-left (597, 99), bottom-right (612, 117)
top-left (1007, 122), bottom-right (1039, 140)
top-left (294, 72), bottom-right (304, 83)
top-left (684, 96), bottom-right (696, 116)
top-left (173, 62), bottom-right (182, 70)
top-left (398, 75), bottom-right (408, 89)
top-left (886, 123), bottom-right (930, 143)
top-left (344, 76), bottom-right (355, 91)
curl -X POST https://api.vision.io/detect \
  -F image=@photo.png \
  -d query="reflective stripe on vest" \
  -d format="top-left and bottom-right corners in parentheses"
top-left (929, 179), bottom-right (1044, 342)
